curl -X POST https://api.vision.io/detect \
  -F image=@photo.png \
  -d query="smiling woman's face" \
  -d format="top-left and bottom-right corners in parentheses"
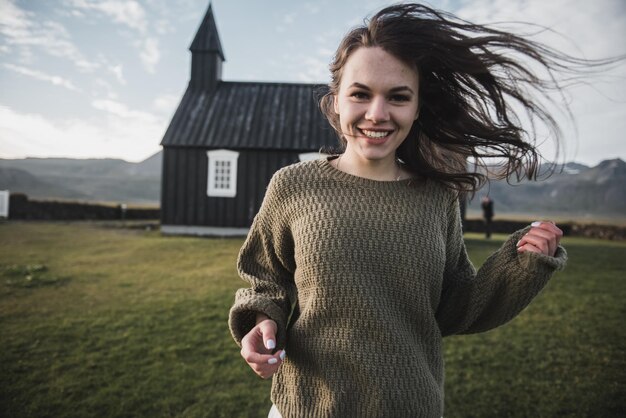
top-left (333, 46), bottom-right (420, 166)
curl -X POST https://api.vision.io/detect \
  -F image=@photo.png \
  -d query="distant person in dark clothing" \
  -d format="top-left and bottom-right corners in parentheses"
top-left (481, 195), bottom-right (495, 238)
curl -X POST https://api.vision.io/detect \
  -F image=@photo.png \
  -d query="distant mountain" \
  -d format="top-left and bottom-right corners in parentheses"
top-left (1, 152), bottom-right (624, 218)
top-left (0, 167), bottom-right (89, 199)
top-left (0, 152), bottom-right (163, 179)
top-left (0, 152), bottom-right (162, 204)
top-left (561, 162), bottom-right (589, 175)
top-left (132, 151), bottom-right (162, 177)
top-left (467, 158), bottom-right (626, 218)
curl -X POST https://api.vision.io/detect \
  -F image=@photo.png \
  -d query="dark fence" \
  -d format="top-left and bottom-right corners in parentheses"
top-left (7, 193), bottom-right (159, 221)
top-left (4, 193), bottom-right (624, 240)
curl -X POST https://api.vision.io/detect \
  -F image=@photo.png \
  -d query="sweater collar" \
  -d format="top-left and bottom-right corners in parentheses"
top-left (317, 156), bottom-right (417, 189)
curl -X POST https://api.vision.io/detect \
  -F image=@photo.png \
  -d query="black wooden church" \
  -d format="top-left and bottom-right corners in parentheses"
top-left (160, 4), bottom-right (338, 236)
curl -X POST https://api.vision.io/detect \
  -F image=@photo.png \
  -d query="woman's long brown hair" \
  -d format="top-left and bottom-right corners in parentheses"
top-left (319, 3), bottom-right (620, 193)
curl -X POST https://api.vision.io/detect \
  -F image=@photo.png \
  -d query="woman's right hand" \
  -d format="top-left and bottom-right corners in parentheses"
top-left (240, 313), bottom-right (286, 379)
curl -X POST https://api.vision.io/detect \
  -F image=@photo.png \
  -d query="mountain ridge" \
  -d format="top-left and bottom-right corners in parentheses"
top-left (1, 152), bottom-right (624, 218)
top-left (0, 152), bottom-right (162, 204)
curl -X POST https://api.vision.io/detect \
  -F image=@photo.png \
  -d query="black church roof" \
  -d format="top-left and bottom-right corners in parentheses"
top-left (160, 81), bottom-right (339, 151)
top-left (189, 4), bottom-right (225, 60)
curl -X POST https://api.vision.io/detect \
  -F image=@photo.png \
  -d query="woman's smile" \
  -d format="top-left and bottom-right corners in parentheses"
top-left (359, 128), bottom-right (394, 139)
top-left (358, 127), bottom-right (396, 146)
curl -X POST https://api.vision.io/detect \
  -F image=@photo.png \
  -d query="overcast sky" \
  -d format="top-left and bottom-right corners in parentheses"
top-left (1, 0), bottom-right (625, 166)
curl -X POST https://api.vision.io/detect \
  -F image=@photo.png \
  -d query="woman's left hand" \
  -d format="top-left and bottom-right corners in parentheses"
top-left (516, 221), bottom-right (563, 257)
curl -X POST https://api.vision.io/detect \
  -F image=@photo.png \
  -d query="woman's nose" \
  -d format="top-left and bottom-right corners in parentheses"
top-left (365, 96), bottom-right (390, 123)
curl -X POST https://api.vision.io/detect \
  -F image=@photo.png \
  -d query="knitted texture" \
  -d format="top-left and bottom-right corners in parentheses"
top-left (229, 158), bottom-right (567, 418)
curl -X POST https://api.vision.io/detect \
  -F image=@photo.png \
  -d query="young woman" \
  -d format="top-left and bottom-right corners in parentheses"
top-left (228, 4), bottom-right (576, 417)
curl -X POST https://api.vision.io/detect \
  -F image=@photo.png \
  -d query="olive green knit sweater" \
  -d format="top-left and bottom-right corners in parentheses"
top-left (229, 158), bottom-right (567, 418)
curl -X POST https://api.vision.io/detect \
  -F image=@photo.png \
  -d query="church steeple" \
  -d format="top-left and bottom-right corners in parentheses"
top-left (189, 3), bottom-right (225, 91)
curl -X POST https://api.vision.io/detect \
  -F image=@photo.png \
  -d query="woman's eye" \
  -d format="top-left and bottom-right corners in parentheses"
top-left (351, 92), bottom-right (369, 99)
top-left (390, 95), bottom-right (411, 102)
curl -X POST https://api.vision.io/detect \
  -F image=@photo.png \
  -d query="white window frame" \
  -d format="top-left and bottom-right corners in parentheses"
top-left (0, 190), bottom-right (8, 218)
top-left (206, 149), bottom-right (239, 198)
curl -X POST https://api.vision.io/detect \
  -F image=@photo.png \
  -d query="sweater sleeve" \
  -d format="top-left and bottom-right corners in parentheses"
top-left (435, 197), bottom-right (567, 337)
top-left (228, 171), bottom-right (297, 349)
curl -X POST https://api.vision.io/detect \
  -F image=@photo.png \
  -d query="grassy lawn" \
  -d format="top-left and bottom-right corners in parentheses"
top-left (0, 222), bottom-right (623, 417)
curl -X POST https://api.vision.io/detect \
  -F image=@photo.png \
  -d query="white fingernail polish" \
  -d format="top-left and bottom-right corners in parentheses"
top-left (531, 221), bottom-right (541, 227)
top-left (266, 339), bottom-right (276, 350)
top-left (280, 350), bottom-right (286, 360)
top-left (268, 358), bottom-right (278, 365)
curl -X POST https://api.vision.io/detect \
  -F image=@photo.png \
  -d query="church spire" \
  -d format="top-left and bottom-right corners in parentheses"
top-left (189, 3), bottom-right (225, 91)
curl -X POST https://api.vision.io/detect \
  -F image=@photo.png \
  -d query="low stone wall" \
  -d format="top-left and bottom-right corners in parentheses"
top-left (7, 193), bottom-right (159, 221)
top-left (567, 223), bottom-right (626, 241)
top-left (464, 218), bottom-right (625, 241)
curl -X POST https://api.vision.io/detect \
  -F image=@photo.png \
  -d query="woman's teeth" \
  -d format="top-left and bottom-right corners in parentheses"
top-left (361, 129), bottom-right (390, 138)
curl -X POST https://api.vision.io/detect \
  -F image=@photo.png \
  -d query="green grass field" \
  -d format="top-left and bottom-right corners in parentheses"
top-left (0, 222), bottom-right (624, 418)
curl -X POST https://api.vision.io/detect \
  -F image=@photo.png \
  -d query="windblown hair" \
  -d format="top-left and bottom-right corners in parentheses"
top-left (319, 3), bottom-right (610, 193)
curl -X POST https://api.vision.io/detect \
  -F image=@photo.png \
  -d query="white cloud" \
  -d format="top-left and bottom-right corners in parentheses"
top-left (452, 0), bottom-right (626, 164)
top-left (317, 47), bottom-right (334, 58)
top-left (0, 0), bottom-right (31, 36)
top-left (152, 94), bottom-right (179, 115)
top-left (67, 0), bottom-right (148, 33)
top-left (138, 37), bottom-right (160, 73)
top-left (153, 18), bottom-right (174, 35)
top-left (67, 0), bottom-right (161, 73)
top-left (455, 0), bottom-right (626, 60)
top-left (69, 9), bottom-right (85, 18)
top-left (93, 78), bottom-right (118, 100)
top-left (0, 0), bottom-right (98, 72)
top-left (283, 13), bottom-right (296, 25)
top-left (276, 11), bottom-right (298, 33)
top-left (304, 3), bottom-right (320, 15)
top-left (296, 56), bottom-right (330, 83)
top-left (3, 63), bottom-right (81, 91)
top-left (91, 99), bottom-right (158, 122)
top-left (0, 103), bottom-right (165, 162)
top-left (108, 64), bottom-right (126, 85)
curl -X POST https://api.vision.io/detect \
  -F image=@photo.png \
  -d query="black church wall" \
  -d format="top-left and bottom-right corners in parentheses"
top-left (161, 147), bottom-right (302, 228)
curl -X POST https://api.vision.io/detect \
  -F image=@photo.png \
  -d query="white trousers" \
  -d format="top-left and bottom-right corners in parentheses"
top-left (268, 404), bottom-right (283, 418)
top-left (268, 403), bottom-right (443, 417)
